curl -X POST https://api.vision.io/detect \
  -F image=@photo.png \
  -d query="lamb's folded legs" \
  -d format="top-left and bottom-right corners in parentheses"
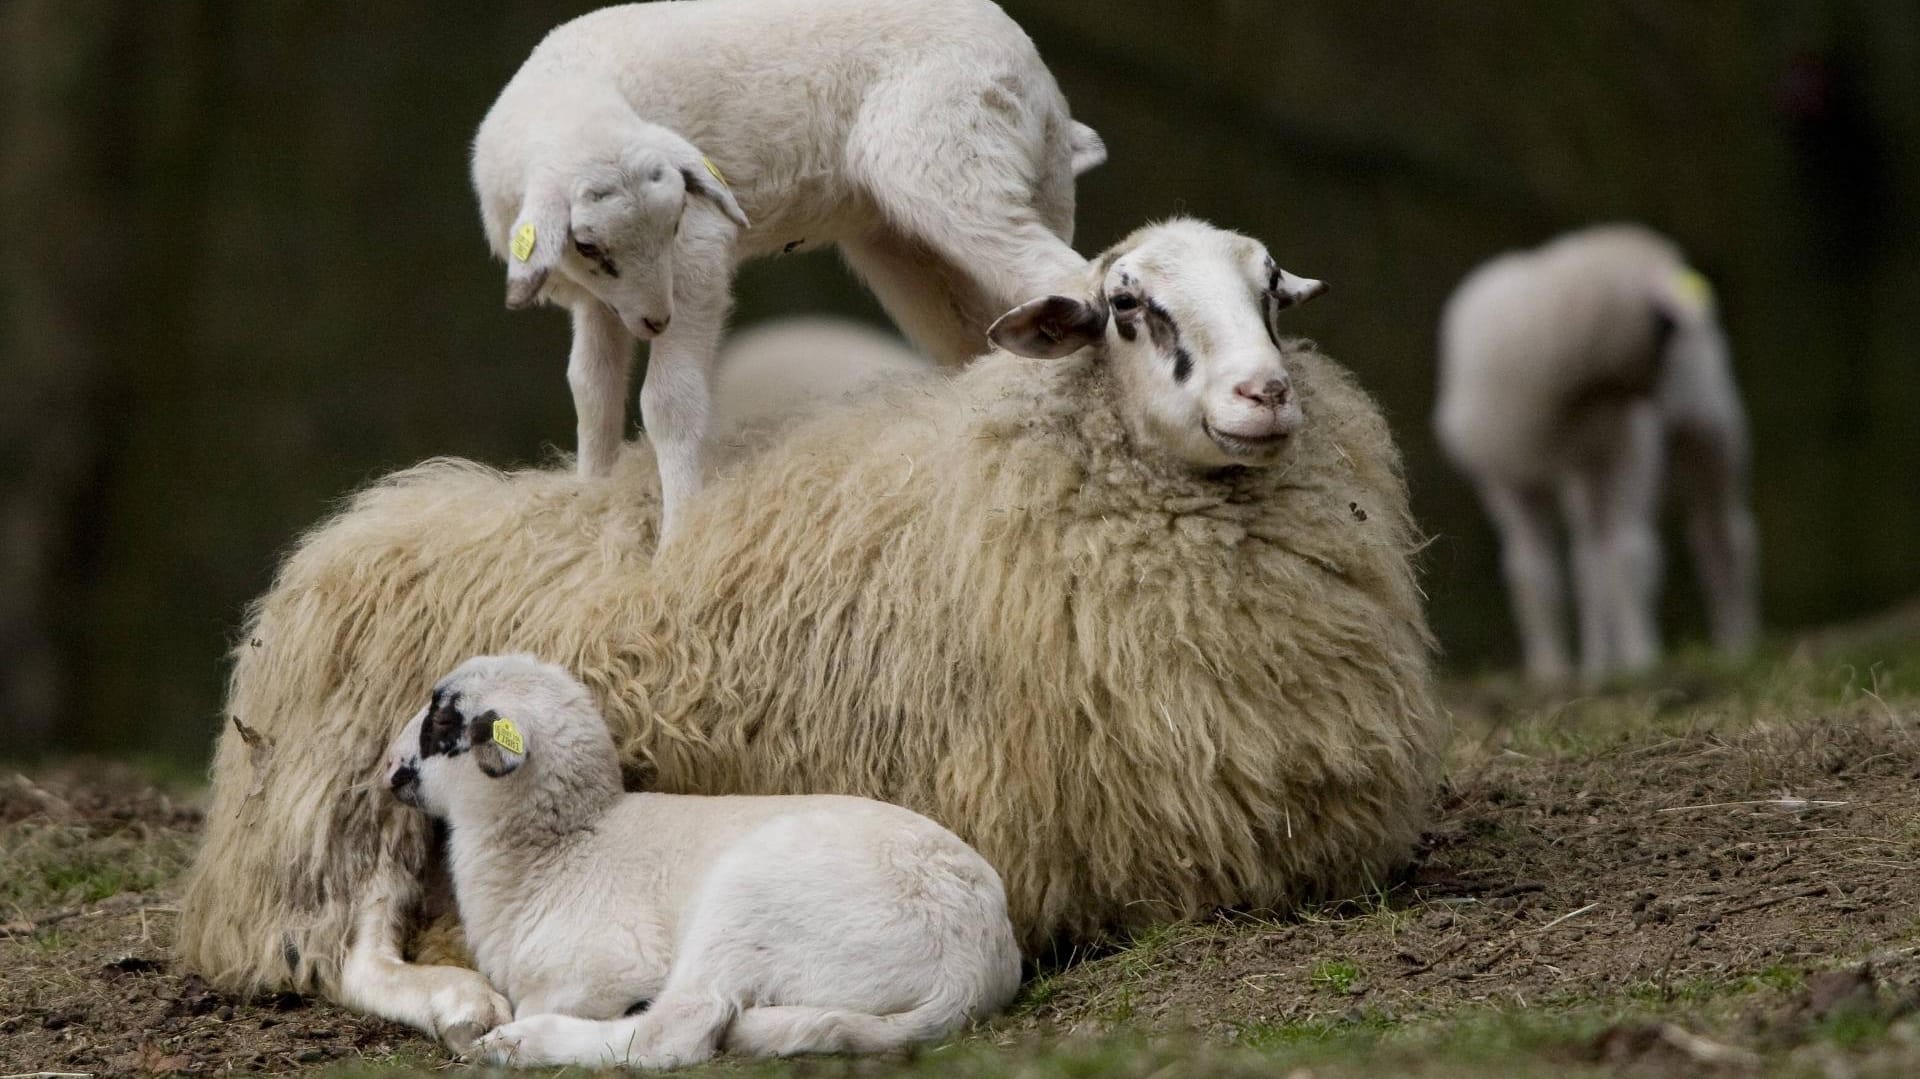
top-left (476, 988), bottom-right (734, 1069)
top-left (336, 861), bottom-right (511, 1052)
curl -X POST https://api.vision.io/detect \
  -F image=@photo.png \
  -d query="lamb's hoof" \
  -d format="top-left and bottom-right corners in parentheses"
top-left (429, 976), bottom-right (512, 1054)
top-left (472, 1013), bottom-right (598, 1068)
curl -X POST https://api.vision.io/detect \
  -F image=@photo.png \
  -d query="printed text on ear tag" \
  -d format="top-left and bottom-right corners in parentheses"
top-left (492, 717), bottom-right (525, 755)
top-left (511, 223), bottom-right (537, 263)
top-left (702, 156), bottom-right (728, 187)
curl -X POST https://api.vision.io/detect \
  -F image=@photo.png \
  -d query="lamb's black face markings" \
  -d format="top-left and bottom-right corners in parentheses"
top-left (1172, 347), bottom-right (1194, 383)
top-left (573, 238), bottom-right (619, 278)
top-left (420, 693), bottom-right (470, 759)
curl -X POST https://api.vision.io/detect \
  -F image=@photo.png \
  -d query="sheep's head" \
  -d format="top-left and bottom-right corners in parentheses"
top-left (989, 219), bottom-right (1325, 471)
top-left (502, 124), bottom-right (749, 339)
top-left (382, 654), bottom-right (618, 822)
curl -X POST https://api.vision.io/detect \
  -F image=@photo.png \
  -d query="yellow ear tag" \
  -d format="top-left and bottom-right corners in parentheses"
top-left (510, 223), bottom-right (537, 263)
top-left (1673, 268), bottom-right (1715, 313)
top-left (701, 156), bottom-right (729, 188)
top-left (491, 717), bottom-right (525, 756)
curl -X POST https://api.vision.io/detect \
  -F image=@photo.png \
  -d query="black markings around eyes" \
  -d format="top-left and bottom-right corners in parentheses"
top-left (573, 240), bottom-right (619, 278)
top-left (1173, 347), bottom-right (1193, 383)
top-left (420, 695), bottom-right (470, 758)
top-left (1143, 298), bottom-right (1181, 354)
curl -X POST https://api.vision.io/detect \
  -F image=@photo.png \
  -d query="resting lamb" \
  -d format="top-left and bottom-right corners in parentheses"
top-left (386, 654), bottom-right (1019, 1068)
top-left (473, 0), bottom-right (1105, 536)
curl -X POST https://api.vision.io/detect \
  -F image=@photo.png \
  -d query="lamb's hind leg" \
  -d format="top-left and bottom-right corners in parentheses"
top-left (839, 229), bottom-right (995, 364)
top-left (1673, 423), bottom-right (1759, 657)
top-left (848, 74), bottom-right (1090, 334)
top-left (337, 854), bottom-right (511, 1053)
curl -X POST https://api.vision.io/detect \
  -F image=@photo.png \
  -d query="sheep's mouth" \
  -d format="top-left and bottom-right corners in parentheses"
top-left (1203, 419), bottom-right (1291, 458)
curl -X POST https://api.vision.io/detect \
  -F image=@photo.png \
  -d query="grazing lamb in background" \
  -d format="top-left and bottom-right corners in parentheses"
top-left (1435, 223), bottom-right (1759, 685)
top-left (387, 654), bottom-right (1019, 1069)
top-left (473, 0), bottom-right (1105, 536)
top-left (179, 218), bottom-right (1443, 1047)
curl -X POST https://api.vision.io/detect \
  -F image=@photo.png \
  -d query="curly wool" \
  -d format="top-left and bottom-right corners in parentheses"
top-left (178, 343), bottom-right (1441, 997)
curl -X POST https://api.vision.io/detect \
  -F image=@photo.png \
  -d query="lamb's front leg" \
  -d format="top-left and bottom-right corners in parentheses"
top-left (639, 252), bottom-right (732, 542)
top-left (336, 864), bottom-right (511, 1053)
top-left (569, 300), bottom-right (633, 479)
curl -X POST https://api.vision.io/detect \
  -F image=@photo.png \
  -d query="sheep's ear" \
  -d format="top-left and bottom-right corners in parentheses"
top-left (680, 158), bottom-right (749, 230)
top-left (504, 181), bottom-right (570, 310)
top-left (988, 295), bottom-right (1107, 358)
top-left (1267, 268), bottom-right (1327, 310)
top-left (467, 710), bottom-right (527, 778)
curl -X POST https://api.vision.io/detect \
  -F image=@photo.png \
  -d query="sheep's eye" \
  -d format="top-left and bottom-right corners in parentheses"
top-left (574, 240), bottom-right (604, 261)
top-left (1110, 293), bottom-right (1141, 314)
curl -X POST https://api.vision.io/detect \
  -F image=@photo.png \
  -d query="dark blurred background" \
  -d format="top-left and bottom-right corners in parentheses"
top-left (3, 2), bottom-right (1916, 762)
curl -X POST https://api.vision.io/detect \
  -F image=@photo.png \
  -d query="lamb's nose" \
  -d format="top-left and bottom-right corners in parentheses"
top-left (388, 763), bottom-right (417, 792)
top-left (642, 316), bottom-right (670, 335)
top-left (1234, 377), bottom-right (1291, 408)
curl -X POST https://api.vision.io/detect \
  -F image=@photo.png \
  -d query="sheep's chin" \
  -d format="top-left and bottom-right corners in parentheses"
top-left (1201, 418), bottom-right (1291, 462)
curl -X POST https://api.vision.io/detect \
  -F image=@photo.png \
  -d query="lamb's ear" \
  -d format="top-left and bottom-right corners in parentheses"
top-left (504, 180), bottom-right (571, 310)
top-left (467, 710), bottom-right (527, 778)
top-left (987, 295), bottom-right (1108, 358)
top-left (680, 157), bottom-right (749, 229)
top-left (1267, 268), bottom-right (1328, 311)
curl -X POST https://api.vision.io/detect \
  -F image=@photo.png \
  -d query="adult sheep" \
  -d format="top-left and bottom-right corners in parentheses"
top-left (179, 219), bottom-right (1443, 1046)
top-left (475, 0), bottom-right (1104, 536)
top-left (1435, 224), bottom-right (1758, 685)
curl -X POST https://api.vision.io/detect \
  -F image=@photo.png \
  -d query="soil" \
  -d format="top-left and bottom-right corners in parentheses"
top-left (3, 694), bottom-right (1917, 1075)
top-left (1022, 706), bottom-right (1920, 1035)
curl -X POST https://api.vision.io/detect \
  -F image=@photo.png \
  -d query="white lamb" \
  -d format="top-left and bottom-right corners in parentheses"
top-left (382, 654), bottom-right (1021, 1069)
top-left (1435, 224), bottom-right (1759, 686)
top-left (472, 0), bottom-right (1105, 538)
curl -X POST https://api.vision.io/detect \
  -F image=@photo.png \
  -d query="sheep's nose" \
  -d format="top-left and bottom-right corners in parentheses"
top-left (1234, 377), bottom-right (1291, 409)
top-left (642, 315), bottom-right (670, 335)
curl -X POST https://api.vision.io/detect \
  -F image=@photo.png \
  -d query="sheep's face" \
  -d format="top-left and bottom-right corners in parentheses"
top-left (989, 220), bottom-right (1325, 471)
top-left (502, 128), bottom-right (749, 339)
top-left (381, 654), bottom-right (609, 822)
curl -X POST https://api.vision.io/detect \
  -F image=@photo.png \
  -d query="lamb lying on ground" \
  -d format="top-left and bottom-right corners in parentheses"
top-left (179, 218), bottom-right (1443, 1047)
top-left (385, 654), bottom-right (1019, 1068)
top-left (474, 0), bottom-right (1104, 536)
top-left (1435, 224), bottom-right (1758, 685)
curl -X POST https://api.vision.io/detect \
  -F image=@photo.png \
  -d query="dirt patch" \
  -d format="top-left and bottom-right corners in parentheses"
top-left (0, 764), bottom-right (434, 1076)
top-left (1021, 703), bottom-right (1920, 1036)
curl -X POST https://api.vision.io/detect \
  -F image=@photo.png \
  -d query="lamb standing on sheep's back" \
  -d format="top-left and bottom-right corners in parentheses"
top-left (178, 219), bottom-right (1443, 1043)
top-left (475, 0), bottom-right (1105, 536)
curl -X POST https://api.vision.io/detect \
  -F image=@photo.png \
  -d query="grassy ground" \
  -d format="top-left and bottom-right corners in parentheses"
top-left (4, 626), bottom-right (1919, 1078)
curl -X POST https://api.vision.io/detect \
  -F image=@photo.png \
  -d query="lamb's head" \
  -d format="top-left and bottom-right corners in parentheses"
top-left (988, 218), bottom-right (1325, 470)
top-left (503, 123), bottom-right (749, 339)
top-left (382, 654), bottom-right (620, 822)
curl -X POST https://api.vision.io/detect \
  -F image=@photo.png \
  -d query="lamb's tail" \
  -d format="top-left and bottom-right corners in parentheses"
top-left (1069, 120), bottom-right (1107, 176)
top-left (724, 1001), bottom-right (964, 1057)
